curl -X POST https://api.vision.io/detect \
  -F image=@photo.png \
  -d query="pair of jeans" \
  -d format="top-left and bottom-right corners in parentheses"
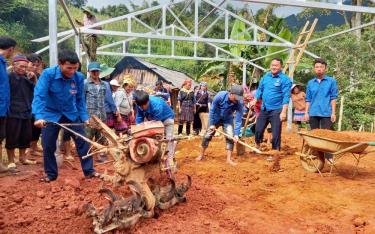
top-left (201, 122), bottom-right (234, 151)
top-left (42, 115), bottom-right (95, 179)
top-left (255, 109), bottom-right (282, 150)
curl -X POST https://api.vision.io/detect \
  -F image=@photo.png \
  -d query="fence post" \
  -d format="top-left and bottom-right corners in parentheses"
top-left (338, 96), bottom-right (344, 131)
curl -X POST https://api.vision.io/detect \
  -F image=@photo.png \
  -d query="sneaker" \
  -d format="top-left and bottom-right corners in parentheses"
top-left (7, 163), bottom-right (19, 173)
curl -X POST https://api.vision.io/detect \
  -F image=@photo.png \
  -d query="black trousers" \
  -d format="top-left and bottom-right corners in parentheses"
top-left (310, 116), bottom-right (332, 130)
top-left (193, 112), bottom-right (202, 133)
top-left (31, 117), bottom-right (41, 141)
top-left (5, 117), bottom-right (32, 149)
top-left (255, 109), bottom-right (282, 150)
top-left (0, 117), bottom-right (6, 143)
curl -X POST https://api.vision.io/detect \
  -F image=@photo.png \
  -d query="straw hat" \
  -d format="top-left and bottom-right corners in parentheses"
top-left (120, 74), bottom-right (137, 88)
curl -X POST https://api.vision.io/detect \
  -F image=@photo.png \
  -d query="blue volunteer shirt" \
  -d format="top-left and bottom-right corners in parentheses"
top-left (209, 91), bottom-right (243, 136)
top-left (0, 55), bottom-right (10, 117)
top-left (306, 75), bottom-right (338, 117)
top-left (255, 71), bottom-right (292, 111)
top-left (32, 65), bottom-right (89, 122)
top-left (103, 81), bottom-right (117, 113)
top-left (136, 96), bottom-right (174, 124)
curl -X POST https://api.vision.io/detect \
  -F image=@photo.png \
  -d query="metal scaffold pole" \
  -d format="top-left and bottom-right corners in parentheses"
top-left (48, 0), bottom-right (58, 66)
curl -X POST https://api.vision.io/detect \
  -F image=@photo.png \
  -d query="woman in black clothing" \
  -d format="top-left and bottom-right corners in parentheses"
top-left (195, 82), bottom-right (210, 135)
top-left (177, 80), bottom-right (195, 136)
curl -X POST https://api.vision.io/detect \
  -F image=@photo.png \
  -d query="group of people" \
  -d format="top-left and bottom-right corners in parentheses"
top-left (0, 34), bottom-right (339, 182)
top-left (177, 80), bottom-right (211, 136)
top-left (0, 37), bottom-right (44, 173)
top-left (197, 57), bottom-right (338, 165)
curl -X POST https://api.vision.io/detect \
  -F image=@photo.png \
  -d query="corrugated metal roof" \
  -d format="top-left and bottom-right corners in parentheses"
top-left (112, 56), bottom-right (198, 89)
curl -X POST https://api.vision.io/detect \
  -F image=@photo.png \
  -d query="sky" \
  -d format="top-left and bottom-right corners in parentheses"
top-left (86, 0), bottom-right (303, 17)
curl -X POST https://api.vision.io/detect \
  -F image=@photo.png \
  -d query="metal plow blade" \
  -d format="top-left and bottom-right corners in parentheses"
top-left (85, 185), bottom-right (152, 234)
top-left (153, 175), bottom-right (192, 210)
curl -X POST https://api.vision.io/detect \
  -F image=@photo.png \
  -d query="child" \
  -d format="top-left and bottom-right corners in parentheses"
top-left (291, 84), bottom-right (306, 130)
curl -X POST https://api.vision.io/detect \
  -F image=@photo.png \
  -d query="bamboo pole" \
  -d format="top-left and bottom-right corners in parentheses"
top-left (338, 96), bottom-right (344, 131)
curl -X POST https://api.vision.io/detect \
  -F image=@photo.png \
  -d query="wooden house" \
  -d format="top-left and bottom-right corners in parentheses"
top-left (111, 56), bottom-right (198, 110)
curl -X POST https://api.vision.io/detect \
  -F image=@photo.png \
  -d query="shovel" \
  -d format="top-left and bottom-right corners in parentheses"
top-left (216, 129), bottom-right (262, 154)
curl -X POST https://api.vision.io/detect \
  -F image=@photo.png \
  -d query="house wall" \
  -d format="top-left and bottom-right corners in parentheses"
top-left (117, 68), bottom-right (158, 87)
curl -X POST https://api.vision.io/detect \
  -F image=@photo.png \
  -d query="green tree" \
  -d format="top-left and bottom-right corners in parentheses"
top-left (66, 0), bottom-right (87, 8)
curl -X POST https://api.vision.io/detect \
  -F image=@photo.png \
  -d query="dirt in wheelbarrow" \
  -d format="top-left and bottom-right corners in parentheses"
top-left (309, 129), bottom-right (375, 142)
top-left (1, 127), bottom-right (375, 234)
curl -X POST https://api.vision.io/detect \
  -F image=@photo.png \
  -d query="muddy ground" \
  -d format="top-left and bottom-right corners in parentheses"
top-left (1, 129), bottom-right (375, 234)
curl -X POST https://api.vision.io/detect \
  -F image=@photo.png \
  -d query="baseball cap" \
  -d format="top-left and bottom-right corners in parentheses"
top-left (109, 79), bottom-right (120, 87)
top-left (230, 84), bottom-right (244, 101)
top-left (88, 62), bottom-right (101, 72)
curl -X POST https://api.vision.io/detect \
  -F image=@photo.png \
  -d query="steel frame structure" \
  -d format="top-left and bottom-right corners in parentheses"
top-left (234, 0), bottom-right (375, 14)
top-left (38, 0), bottom-right (374, 132)
top-left (36, 0), bottom-right (323, 69)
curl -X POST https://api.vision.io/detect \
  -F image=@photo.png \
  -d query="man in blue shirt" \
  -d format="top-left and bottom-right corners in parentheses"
top-left (0, 36), bottom-right (17, 173)
top-left (252, 58), bottom-right (292, 153)
top-left (197, 85), bottom-right (244, 166)
top-left (134, 90), bottom-right (175, 137)
top-left (305, 58), bottom-right (338, 130)
top-left (32, 50), bottom-right (97, 182)
top-left (134, 90), bottom-right (176, 173)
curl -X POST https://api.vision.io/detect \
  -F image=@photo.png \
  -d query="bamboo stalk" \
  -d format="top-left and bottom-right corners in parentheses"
top-left (216, 129), bottom-right (262, 154)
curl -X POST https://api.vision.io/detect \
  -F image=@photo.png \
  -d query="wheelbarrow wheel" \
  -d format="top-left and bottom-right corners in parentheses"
top-left (299, 145), bottom-right (325, 173)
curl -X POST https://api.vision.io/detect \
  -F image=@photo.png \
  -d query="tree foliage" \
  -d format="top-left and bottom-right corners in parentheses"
top-left (99, 4), bottom-right (129, 18)
top-left (66, 0), bottom-right (87, 8)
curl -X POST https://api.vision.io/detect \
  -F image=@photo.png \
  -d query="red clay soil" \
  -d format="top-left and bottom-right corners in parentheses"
top-left (1, 129), bottom-right (375, 234)
top-left (309, 129), bottom-right (375, 142)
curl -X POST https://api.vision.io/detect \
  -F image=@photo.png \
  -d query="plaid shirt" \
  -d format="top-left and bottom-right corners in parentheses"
top-left (84, 78), bottom-right (107, 121)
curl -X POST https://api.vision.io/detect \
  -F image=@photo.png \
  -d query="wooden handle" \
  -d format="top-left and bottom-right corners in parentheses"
top-left (216, 129), bottom-right (262, 154)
